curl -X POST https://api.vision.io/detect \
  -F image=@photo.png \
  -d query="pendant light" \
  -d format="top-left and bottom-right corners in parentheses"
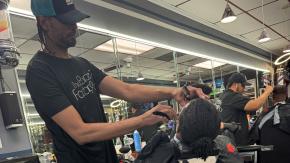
top-left (221, 1), bottom-right (237, 23)
top-left (258, 0), bottom-right (271, 43)
top-left (136, 72), bottom-right (144, 81)
top-left (135, 42), bottom-right (144, 81)
top-left (258, 29), bottom-right (271, 43)
top-left (283, 44), bottom-right (290, 53)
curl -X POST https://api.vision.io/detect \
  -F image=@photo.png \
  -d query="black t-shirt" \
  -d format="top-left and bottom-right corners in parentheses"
top-left (26, 51), bottom-right (118, 163)
top-left (220, 89), bottom-right (251, 146)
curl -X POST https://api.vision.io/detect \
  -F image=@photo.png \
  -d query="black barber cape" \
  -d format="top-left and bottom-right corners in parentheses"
top-left (248, 103), bottom-right (290, 163)
top-left (26, 51), bottom-right (118, 163)
top-left (220, 90), bottom-right (251, 145)
top-left (135, 131), bottom-right (242, 163)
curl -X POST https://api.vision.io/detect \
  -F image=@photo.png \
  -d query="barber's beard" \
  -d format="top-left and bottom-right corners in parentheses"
top-left (60, 36), bottom-right (76, 49)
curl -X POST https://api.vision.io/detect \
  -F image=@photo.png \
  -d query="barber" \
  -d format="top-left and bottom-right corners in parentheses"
top-left (26, 1), bottom-right (207, 163)
top-left (220, 73), bottom-right (273, 145)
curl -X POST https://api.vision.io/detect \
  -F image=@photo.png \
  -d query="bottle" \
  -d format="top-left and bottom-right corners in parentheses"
top-left (115, 137), bottom-right (122, 146)
top-left (133, 130), bottom-right (142, 152)
top-left (123, 135), bottom-right (130, 146)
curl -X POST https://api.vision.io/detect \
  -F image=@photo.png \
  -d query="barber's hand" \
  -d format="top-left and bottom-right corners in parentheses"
top-left (139, 105), bottom-right (176, 127)
top-left (265, 85), bottom-right (273, 94)
top-left (173, 86), bottom-right (209, 107)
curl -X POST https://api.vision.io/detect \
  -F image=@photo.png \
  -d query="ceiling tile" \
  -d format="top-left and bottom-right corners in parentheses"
top-left (154, 62), bottom-right (176, 71)
top-left (68, 47), bottom-right (88, 56)
top-left (11, 15), bottom-right (37, 39)
top-left (261, 36), bottom-right (290, 52)
top-left (14, 38), bottom-right (27, 47)
top-left (242, 27), bottom-right (280, 42)
top-left (217, 13), bottom-right (264, 35)
top-left (18, 53), bottom-right (33, 65)
top-left (18, 40), bottom-right (41, 55)
top-left (176, 54), bottom-right (197, 64)
top-left (271, 20), bottom-right (290, 37)
top-left (76, 32), bottom-right (111, 49)
top-left (231, 0), bottom-right (275, 11)
top-left (131, 57), bottom-right (165, 67)
top-left (81, 50), bottom-right (127, 64)
top-left (10, 0), bottom-right (32, 11)
top-left (248, 1), bottom-right (290, 25)
top-left (160, 0), bottom-right (189, 6)
top-left (178, 0), bottom-right (231, 23)
top-left (140, 48), bottom-right (172, 58)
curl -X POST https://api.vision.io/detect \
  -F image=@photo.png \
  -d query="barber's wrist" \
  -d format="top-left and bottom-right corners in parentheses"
top-left (171, 88), bottom-right (179, 99)
top-left (137, 114), bottom-right (147, 128)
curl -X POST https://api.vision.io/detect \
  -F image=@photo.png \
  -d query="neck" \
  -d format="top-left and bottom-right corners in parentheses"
top-left (44, 37), bottom-right (70, 59)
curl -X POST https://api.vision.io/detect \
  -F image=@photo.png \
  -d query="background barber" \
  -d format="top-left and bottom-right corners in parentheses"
top-left (220, 73), bottom-right (273, 145)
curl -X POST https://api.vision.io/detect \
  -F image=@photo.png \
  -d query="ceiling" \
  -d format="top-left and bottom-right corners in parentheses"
top-left (154, 0), bottom-right (290, 56)
top-left (11, 14), bottom-right (239, 83)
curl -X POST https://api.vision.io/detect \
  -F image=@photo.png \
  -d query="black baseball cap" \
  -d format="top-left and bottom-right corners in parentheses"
top-left (31, 0), bottom-right (90, 24)
top-left (227, 72), bottom-right (251, 88)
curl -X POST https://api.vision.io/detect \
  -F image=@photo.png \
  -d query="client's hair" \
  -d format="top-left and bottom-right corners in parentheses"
top-left (178, 98), bottom-right (221, 160)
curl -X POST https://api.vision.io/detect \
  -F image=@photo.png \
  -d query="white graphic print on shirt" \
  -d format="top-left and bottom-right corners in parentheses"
top-left (71, 70), bottom-right (96, 101)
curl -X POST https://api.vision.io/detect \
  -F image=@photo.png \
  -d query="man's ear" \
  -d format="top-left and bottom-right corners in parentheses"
top-left (36, 16), bottom-right (50, 32)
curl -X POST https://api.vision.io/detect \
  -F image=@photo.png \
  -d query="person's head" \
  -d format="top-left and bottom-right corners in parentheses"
top-left (273, 86), bottom-right (287, 104)
top-left (177, 98), bottom-right (221, 159)
top-left (31, 0), bottom-right (89, 50)
top-left (227, 73), bottom-right (251, 93)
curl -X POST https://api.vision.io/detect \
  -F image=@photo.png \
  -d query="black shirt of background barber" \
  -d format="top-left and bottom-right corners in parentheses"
top-left (220, 89), bottom-right (251, 146)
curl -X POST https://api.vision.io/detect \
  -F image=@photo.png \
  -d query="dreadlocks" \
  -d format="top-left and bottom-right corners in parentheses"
top-left (36, 20), bottom-right (46, 50)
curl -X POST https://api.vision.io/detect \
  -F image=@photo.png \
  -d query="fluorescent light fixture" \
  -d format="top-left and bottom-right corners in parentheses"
top-left (7, 7), bottom-right (270, 72)
top-left (283, 44), bottom-right (290, 53)
top-left (221, 4), bottom-right (237, 23)
top-left (136, 72), bottom-right (144, 81)
top-left (95, 38), bottom-right (155, 55)
top-left (194, 61), bottom-right (226, 69)
top-left (274, 53), bottom-right (290, 65)
top-left (258, 30), bottom-right (271, 43)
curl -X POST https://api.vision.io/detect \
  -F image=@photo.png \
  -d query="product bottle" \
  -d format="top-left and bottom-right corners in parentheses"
top-left (133, 130), bottom-right (142, 152)
top-left (123, 135), bottom-right (130, 146)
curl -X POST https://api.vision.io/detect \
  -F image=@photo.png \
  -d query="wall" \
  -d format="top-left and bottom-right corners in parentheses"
top-left (0, 69), bottom-right (32, 158)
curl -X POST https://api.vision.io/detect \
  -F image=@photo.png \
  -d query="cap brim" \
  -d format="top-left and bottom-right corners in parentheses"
top-left (56, 9), bottom-right (90, 25)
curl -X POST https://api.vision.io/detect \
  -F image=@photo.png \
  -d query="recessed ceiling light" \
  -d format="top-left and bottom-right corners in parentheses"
top-left (95, 38), bottom-right (155, 55)
top-left (194, 60), bottom-right (226, 69)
